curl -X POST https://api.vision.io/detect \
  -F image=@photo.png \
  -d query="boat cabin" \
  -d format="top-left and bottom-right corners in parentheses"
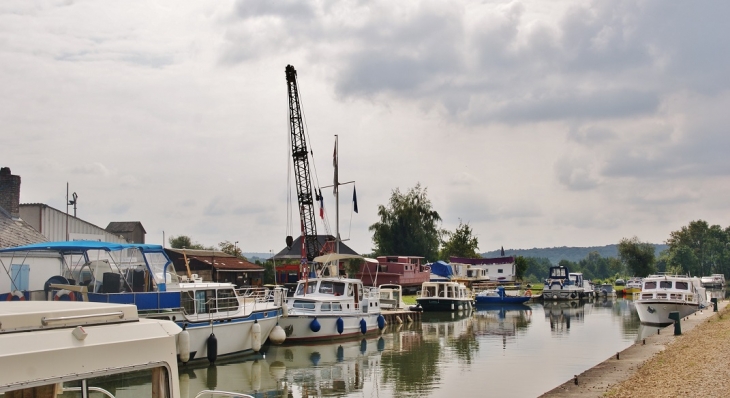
top-left (287, 277), bottom-right (380, 314)
top-left (357, 256), bottom-right (430, 292)
top-left (419, 281), bottom-right (470, 299)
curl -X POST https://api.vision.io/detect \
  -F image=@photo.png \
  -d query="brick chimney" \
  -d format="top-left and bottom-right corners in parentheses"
top-left (0, 167), bottom-right (21, 218)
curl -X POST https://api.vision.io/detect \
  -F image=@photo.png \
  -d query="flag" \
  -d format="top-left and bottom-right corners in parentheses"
top-left (318, 189), bottom-right (324, 219)
top-left (353, 186), bottom-right (358, 213)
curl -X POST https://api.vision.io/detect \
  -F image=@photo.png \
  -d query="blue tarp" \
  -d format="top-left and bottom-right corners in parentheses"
top-left (430, 261), bottom-right (454, 278)
top-left (0, 241), bottom-right (166, 254)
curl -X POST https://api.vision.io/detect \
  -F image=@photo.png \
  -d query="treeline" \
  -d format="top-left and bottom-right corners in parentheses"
top-left (520, 220), bottom-right (730, 283)
top-left (484, 244), bottom-right (667, 265)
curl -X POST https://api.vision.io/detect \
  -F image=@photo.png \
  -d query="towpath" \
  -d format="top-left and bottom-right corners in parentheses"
top-left (541, 299), bottom-right (730, 397)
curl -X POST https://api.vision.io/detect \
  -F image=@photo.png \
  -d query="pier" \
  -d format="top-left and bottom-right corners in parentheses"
top-left (381, 309), bottom-right (422, 324)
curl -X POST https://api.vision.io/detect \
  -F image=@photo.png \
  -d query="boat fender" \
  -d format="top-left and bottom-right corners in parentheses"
top-left (5, 290), bottom-right (25, 301)
top-left (451, 303), bottom-right (454, 311)
top-left (395, 315), bottom-right (403, 324)
top-left (336, 345), bottom-right (344, 362)
top-left (377, 314), bottom-right (386, 330)
top-left (570, 292), bottom-right (577, 299)
top-left (269, 324), bottom-right (286, 345)
top-left (282, 301), bottom-right (289, 318)
top-left (336, 317), bottom-right (344, 334)
top-left (207, 333), bottom-right (218, 363)
top-left (360, 338), bottom-right (367, 354)
top-left (310, 352), bottom-right (321, 366)
top-left (525, 289), bottom-right (532, 297)
top-left (252, 320), bottom-right (262, 352)
top-left (360, 318), bottom-right (367, 335)
top-left (310, 317), bottom-right (321, 333)
top-left (178, 327), bottom-right (191, 363)
top-left (406, 315), bottom-right (412, 323)
top-left (377, 337), bottom-right (385, 352)
top-left (54, 289), bottom-right (75, 301)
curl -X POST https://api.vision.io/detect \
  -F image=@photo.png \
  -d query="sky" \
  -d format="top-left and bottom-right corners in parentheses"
top-left (2, 0), bottom-right (729, 256)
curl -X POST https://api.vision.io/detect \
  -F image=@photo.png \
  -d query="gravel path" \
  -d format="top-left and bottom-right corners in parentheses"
top-left (608, 304), bottom-right (730, 397)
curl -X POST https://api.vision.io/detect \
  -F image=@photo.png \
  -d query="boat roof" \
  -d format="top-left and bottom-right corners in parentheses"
top-left (296, 276), bottom-right (365, 284)
top-left (0, 301), bottom-right (139, 333)
top-left (0, 240), bottom-right (166, 254)
top-left (313, 253), bottom-right (363, 263)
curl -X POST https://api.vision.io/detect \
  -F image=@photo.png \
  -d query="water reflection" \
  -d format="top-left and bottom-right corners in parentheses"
top-left (542, 301), bottom-right (585, 333)
top-left (473, 304), bottom-right (532, 350)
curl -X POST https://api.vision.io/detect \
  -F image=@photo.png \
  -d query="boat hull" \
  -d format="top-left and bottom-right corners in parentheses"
top-left (541, 287), bottom-right (584, 300)
top-left (416, 298), bottom-right (473, 312)
top-left (634, 300), bottom-right (699, 325)
top-left (475, 296), bottom-right (530, 305)
top-left (278, 313), bottom-right (383, 342)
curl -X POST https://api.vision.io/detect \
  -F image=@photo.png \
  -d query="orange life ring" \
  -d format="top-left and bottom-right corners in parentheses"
top-left (525, 289), bottom-right (532, 297)
top-left (6, 290), bottom-right (25, 301)
top-left (54, 289), bottom-right (76, 301)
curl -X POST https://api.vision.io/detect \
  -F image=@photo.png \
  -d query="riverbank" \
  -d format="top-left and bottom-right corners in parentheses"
top-left (541, 299), bottom-right (729, 397)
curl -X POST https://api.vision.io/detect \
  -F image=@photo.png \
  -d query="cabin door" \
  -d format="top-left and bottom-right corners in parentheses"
top-left (353, 284), bottom-right (359, 309)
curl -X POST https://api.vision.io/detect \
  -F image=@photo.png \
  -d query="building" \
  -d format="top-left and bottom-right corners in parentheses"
top-left (105, 222), bottom-right (146, 244)
top-left (165, 248), bottom-right (265, 287)
top-left (450, 256), bottom-right (517, 283)
top-left (0, 167), bottom-right (47, 248)
top-left (19, 204), bottom-right (129, 243)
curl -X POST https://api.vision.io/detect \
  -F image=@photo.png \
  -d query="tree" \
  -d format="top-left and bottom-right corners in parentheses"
top-left (514, 256), bottom-right (528, 281)
top-left (369, 184), bottom-right (443, 261)
top-left (218, 241), bottom-right (247, 260)
top-left (617, 236), bottom-right (656, 277)
top-left (169, 235), bottom-right (210, 250)
top-left (666, 220), bottom-right (730, 276)
top-left (439, 220), bottom-right (479, 259)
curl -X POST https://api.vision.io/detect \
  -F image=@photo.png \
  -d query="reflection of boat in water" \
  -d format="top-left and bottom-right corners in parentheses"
top-left (473, 304), bottom-right (532, 343)
top-left (474, 286), bottom-right (531, 305)
top-left (263, 336), bottom-right (384, 397)
top-left (421, 309), bottom-right (474, 341)
top-left (542, 301), bottom-right (586, 332)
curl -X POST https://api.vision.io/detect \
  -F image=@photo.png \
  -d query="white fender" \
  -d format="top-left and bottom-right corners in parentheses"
top-left (282, 301), bottom-right (289, 318)
top-left (178, 329), bottom-right (191, 363)
top-left (269, 324), bottom-right (286, 345)
top-left (252, 322), bottom-right (262, 352)
top-left (395, 315), bottom-right (403, 324)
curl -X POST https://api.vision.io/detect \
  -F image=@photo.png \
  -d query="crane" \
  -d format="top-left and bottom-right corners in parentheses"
top-left (285, 65), bottom-right (322, 262)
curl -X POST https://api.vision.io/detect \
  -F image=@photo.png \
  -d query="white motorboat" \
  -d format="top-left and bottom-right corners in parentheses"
top-left (700, 274), bottom-right (726, 289)
top-left (278, 254), bottom-right (386, 342)
top-left (379, 283), bottom-right (405, 310)
top-left (634, 275), bottom-right (707, 325)
top-left (569, 272), bottom-right (594, 298)
top-left (0, 241), bottom-right (286, 363)
top-left (416, 281), bottom-right (473, 311)
top-left (625, 278), bottom-right (643, 294)
top-left (598, 284), bottom-right (617, 298)
top-left (0, 301), bottom-right (252, 398)
top-left (542, 265), bottom-right (584, 300)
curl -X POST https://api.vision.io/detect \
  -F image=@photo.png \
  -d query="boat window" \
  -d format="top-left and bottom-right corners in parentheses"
top-left (332, 302), bottom-right (342, 311)
top-left (675, 281), bottom-right (689, 290)
top-left (295, 282), bottom-right (316, 296)
top-left (424, 286), bottom-right (437, 297)
top-left (182, 290), bottom-right (196, 314)
top-left (660, 281), bottom-right (673, 289)
top-left (644, 281), bottom-right (657, 289)
top-left (217, 289), bottom-right (239, 312)
top-left (321, 302), bottom-right (331, 311)
top-left (194, 290), bottom-right (215, 314)
top-left (293, 300), bottom-right (316, 310)
top-left (5, 365), bottom-right (171, 398)
top-left (319, 281), bottom-right (346, 296)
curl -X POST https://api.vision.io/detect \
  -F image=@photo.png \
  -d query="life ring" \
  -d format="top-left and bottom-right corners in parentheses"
top-left (525, 289), bottom-right (532, 297)
top-left (6, 290), bottom-right (25, 301)
top-left (54, 289), bottom-right (76, 301)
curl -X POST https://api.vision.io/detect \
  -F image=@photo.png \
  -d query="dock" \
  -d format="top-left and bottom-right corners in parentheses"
top-left (381, 309), bottom-right (422, 324)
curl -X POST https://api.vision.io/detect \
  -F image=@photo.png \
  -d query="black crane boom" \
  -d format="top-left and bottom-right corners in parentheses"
top-left (285, 65), bottom-right (322, 261)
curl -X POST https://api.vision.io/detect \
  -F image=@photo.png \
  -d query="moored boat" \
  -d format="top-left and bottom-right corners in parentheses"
top-left (356, 255), bottom-right (431, 294)
top-left (277, 253), bottom-right (386, 342)
top-left (598, 284), bottom-right (617, 298)
top-left (634, 274), bottom-right (707, 325)
top-left (0, 241), bottom-right (285, 363)
top-left (625, 278), bottom-right (643, 294)
top-left (416, 281), bottom-right (473, 311)
top-left (542, 265), bottom-right (584, 300)
top-left (475, 285), bottom-right (531, 305)
top-left (700, 274), bottom-right (726, 289)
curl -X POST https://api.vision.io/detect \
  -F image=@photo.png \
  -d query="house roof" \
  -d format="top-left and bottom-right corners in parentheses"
top-left (273, 235), bottom-right (359, 260)
top-left (165, 248), bottom-right (263, 272)
top-left (106, 221), bottom-right (146, 234)
top-left (0, 207), bottom-right (47, 249)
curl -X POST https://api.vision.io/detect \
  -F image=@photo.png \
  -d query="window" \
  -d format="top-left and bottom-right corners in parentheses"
top-left (319, 281), bottom-right (346, 296)
top-left (295, 283), bottom-right (316, 296)
top-left (498, 269), bottom-right (503, 274)
top-left (332, 302), bottom-right (342, 311)
top-left (193, 290), bottom-right (215, 314)
top-left (675, 281), bottom-right (689, 290)
top-left (644, 281), bottom-right (657, 289)
top-left (181, 291), bottom-right (196, 314)
top-left (217, 289), bottom-right (238, 312)
top-left (293, 300), bottom-right (316, 310)
top-left (321, 303), bottom-right (331, 311)
top-left (660, 281), bottom-right (672, 289)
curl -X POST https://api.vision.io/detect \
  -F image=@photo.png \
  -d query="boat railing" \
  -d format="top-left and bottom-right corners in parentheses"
top-left (635, 291), bottom-right (698, 303)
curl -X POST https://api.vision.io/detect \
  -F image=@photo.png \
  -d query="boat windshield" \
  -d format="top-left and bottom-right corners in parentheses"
top-left (318, 281), bottom-right (346, 296)
top-left (295, 282), bottom-right (317, 296)
top-left (660, 281), bottom-right (673, 289)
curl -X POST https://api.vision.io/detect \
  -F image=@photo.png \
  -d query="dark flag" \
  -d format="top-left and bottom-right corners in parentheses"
top-left (353, 186), bottom-right (359, 213)
top-left (501, 246), bottom-right (505, 256)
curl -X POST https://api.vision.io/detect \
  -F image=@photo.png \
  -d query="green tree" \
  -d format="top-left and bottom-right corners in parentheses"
top-left (666, 220), bottom-right (730, 276)
top-left (617, 236), bottom-right (656, 277)
top-left (439, 220), bottom-right (479, 259)
top-left (369, 184), bottom-right (443, 261)
top-left (218, 241), bottom-right (247, 260)
top-left (169, 235), bottom-right (210, 250)
top-left (514, 256), bottom-right (528, 281)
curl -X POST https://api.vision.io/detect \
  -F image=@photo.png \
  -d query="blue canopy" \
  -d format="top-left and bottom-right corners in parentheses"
top-left (430, 261), bottom-right (454, 279)
top-left (0, 241), bottom-right (166, 254)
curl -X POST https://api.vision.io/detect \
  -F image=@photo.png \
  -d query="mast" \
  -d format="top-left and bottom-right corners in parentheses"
top-left (334, 135), bottom-right (340, 254)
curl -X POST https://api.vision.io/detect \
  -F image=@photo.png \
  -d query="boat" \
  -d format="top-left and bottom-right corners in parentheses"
top-left (474, 285), bottom-right (531, 305)
top-left (634, 274), bottom-right (707, 325)
top-left (277, 253), bottom-right (386, 342)
top-left (625, 277), bottom-right (643, 294)
top-left (416, 281), bottom-right (473, 311)
top-left (0, 241), bottom-right (286, 363)
top-left (379, 283), bottom-right (405, 310)
top-left (449, 255), bottom-right (518, 283)
top-left (0, 301), bottom-right (252, 398)
top-left (598, 284), bottom-right (617, 298)
top-left (569, 272), bottom-right (595, 298)
top-left (356, 255), bottom-right (431, 294)
top-left (700, 274), bottom-right (726, 289)
top-left (541, 265), bottom-right (584, 300)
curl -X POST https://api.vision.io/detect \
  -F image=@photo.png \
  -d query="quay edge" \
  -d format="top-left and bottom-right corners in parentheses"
top-left (539, 299), bottom-right (729, 397)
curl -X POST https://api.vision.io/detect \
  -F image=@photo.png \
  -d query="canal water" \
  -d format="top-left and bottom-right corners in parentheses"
top-left (179, 297), bottom-right (644, 398)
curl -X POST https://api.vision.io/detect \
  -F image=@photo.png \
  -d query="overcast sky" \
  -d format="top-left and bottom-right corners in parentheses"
top-left (2, 1), bottom-right (728, 255)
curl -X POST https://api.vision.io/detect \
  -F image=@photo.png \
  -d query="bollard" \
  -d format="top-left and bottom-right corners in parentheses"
top-left (574, 375), bottom-right (578, 385)
top-left (616, 352), bottom-right (620, 360)
top-left (711, 298), bottom-right (718, 312)
top-left (668, 311), bottom-right (681, 336)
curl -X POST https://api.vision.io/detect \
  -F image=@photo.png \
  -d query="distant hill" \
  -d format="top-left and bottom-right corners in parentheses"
top-left (482, 244), bottom-right (669, 265)
top-left (242, 253), bottom-right (273, 263)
